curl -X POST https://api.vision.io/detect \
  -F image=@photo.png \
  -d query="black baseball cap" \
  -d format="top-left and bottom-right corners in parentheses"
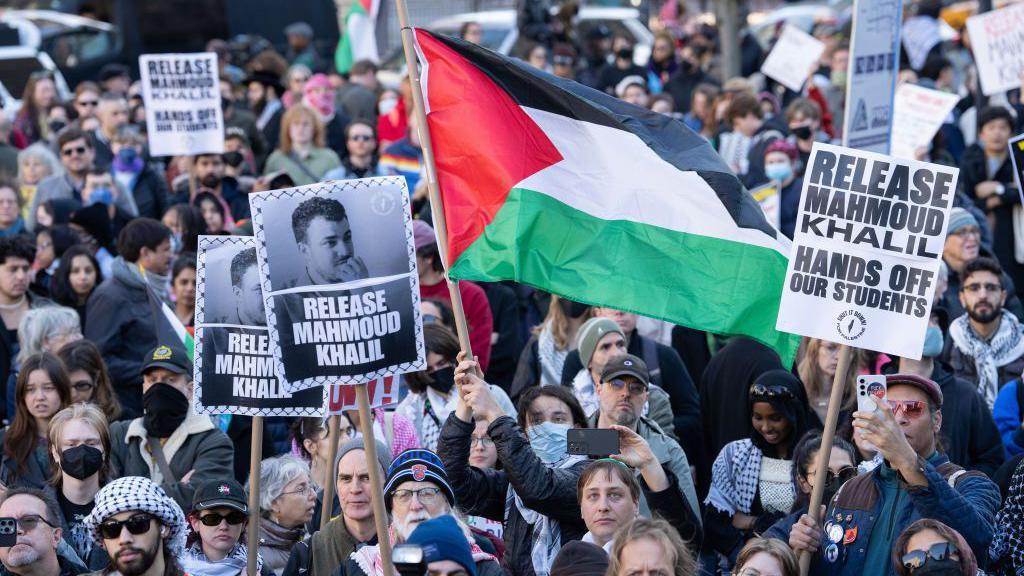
top-left (600, 354), bottom-right (649, 386)
top-left (142, 345), bottom-right (192, 376)
top-left (192, 479), bottom-right (248, 513)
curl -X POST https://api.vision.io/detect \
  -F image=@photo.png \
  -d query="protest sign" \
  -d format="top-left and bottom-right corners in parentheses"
top-left (776, 143), bottom-right (958, 359)
top-left (250, 176), bottom-right (426, 392)
top-left (760, 25), bottom-right (826, 92)
top-left (1010, 133), bottom-right (1024, 200)
top-left (750, 182), bottom-right (781, 230)
top-left (966, 3), bottom-right (1024, 96)
top-left (328, 376), bottom-right (400, 414)
top-left (890, 83), bottom-right (960, 161)
top-left (193, 236), bottom-right (326, 416)
top-left (843, 0), bottom-right (902, 152)
top-left (139, 52), bottom-right (224, 157)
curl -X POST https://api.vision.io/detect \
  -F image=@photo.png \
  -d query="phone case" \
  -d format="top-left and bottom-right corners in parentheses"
top-left (856, 375), bottom-right (887, 413)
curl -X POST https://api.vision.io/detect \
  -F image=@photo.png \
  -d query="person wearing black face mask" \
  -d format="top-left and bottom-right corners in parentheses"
top-left (784, 98), bottom-right (826, 178)
top-left (45, 403), bottom-right (113, 570)
top-left (397, 324), bottom-right (516, 452)
top-left (595, 37), bottom-right (647, 97)
top-left (893, 519), bottom-right (977, 576)
top-left (107, 344), bottom-right (234, 512)
top-left (509, 295), bottom-right (593, 406)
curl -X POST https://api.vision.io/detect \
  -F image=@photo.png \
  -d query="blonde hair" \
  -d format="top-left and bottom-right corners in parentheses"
top-left (796, 338), bottom-right (857, 411)
top-left (279, 104), bottom-right (325, 154)
top-left (47, 403), bottom-right (111, 485)
top-left (607, 518), bottom-right (695, 576)
top-left (532, 294), bottom-right (595, 350)
top-left (734, 538), bottom-right (798, 576)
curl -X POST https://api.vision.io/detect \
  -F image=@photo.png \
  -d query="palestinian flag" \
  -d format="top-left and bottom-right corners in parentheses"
top-left (147, 285), bottom-right (194, 362)
top-left (413, 30), bottom-right (800, 361)
top-left (335, 0), bottom-right (379, 74)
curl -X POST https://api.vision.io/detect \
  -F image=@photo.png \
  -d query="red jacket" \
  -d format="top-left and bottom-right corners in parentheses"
top-left (420, 279), bottom-right (493, 371)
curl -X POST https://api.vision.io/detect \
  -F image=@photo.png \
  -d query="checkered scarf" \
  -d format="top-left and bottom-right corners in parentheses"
top-left (83, 476), bottom-right (188, 555)
top-left (706, 438), bottom-right (762, 516)
top-left (991, 460), bottom-right (1024, 570)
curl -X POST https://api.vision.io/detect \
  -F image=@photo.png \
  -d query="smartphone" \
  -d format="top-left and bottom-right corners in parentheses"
top-left (0, 518), bottom-right (15, 547)
top-left (567, 428), bottom-right (620, 457)
top-left (856, 375), bottom-right (887, 413)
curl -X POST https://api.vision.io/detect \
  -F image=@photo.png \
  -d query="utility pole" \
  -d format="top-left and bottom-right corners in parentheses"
top-left (717, 0), bottom-right (741, 81)
top-left (976, 0), bottom-right (992, 128)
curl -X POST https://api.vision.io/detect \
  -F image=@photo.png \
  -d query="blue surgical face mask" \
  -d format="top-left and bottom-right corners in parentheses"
top-left (765, 162), bottom-right (793, 182)
top-left (922, 325), bottom-right (944, 358)
top-left (527, 421), bottom-right (570, 464)
top-left (116, 147), bottom-right (138, 165)
top-left (87, 186), bottom-right (113, 206)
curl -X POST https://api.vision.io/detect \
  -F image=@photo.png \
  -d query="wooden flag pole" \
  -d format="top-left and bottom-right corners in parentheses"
top-left (799, 344), bottom-right (852, 575)
top-left (356, 383), bottom-right (394, 576)
top-left (394, 0), bottom-right (473, 358)
top-left (320, 414), bottom-right (343, 530)
top-left (246, 416), bottom-right (264, 576)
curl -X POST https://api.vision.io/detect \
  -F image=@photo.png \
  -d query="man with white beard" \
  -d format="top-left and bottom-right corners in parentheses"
top-left (339, 450), bottom-right (502, 576)
top-left (0, 488), bottom-right (88, 576)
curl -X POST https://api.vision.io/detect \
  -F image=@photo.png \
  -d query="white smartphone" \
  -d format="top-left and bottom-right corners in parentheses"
top-left (856, 375), bottom-right (887, 413)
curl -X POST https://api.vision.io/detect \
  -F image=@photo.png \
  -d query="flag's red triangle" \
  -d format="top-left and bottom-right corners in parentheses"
top-left (415, 30), bottom-right (563, 265)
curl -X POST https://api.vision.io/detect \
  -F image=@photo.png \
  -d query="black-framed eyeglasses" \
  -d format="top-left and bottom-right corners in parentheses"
top-left (198, 510), bottom-right (246, 526)
top-left (98, 513), bottom-right (154, 540)
top-left (71, 379), bottom-right (95, 393)
top-left (62, 146), bottom-right (88, 157)
top-left (901, 541), bottom-right (959, 571)
top-left (76, 99), bottom-right (99, 108)
top-left (349, 134), bottom-right (374, 142)
top-left (393, 486), bottom-right (441, 505)
top-left (963, 282), bottom-right (1002, 293)
top-left (14, 514), bottom-right (55, 532)
top-left (750, 383), bottom-right (795, 399)
top-left (607, 378), bottom-right (647, 396)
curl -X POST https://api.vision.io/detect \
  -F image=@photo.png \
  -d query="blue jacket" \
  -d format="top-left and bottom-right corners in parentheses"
top-left (808, 453), bottom-right (1000, 576)
top-left (994, 379), bottom-right (1024, 457)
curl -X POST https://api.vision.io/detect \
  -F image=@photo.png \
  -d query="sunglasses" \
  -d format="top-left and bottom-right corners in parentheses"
top-left (62, 146), bottom-right (88, 157)
top-left (76, 100), bottom-right (99, 107)
top-left (901, 541), bottom-right (959, 571)
top-left (99, 513), bottom-right (154, 540)
top-left (349, 134), bottom-right (374, 142)
top-left (607, 378), bottom-right (647, 396)
top-left (71, 380), bottom-right (95, 393)
top-left (13, 514), bottom-right (55, 532)
top-left (887, 399), bottom-right (926, 419)
top-left (750, 383), bottom-right (795, 399)
top-left (198, 510), bottom-right (246, 526)
top-left (821, 466), bottom-right (858, 487)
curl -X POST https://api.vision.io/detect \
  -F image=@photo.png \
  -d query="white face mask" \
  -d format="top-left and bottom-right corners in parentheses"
top-left (378, 97), bottom-right (399, 116)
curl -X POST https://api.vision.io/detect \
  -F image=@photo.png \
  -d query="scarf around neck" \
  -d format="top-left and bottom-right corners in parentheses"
top-left (181, 542), bottom-right (261, 576)
top-left (352, 525), bottom-right (495, 576)
top-left (537, 325), bottom-right (568, 386)
top-left (949, 311), bottom-right (1024, 409)
top-left (706, 438), bottom-right (763, 516)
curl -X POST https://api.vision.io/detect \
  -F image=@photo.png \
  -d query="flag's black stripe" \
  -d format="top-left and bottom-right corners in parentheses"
top-left (428, 32), bottom-right (779, 241)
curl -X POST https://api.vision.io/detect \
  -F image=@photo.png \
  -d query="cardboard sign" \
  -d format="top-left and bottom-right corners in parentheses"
top-left (193, 236), bottom-right (325, 416)
top-left (1011, 133), bottom-right (1024, 202)
top-left (761, 25), bottom-right (826, 92)
top-left (328, 377), bottom-right (400, 414)
top-left (751, 182), bottom-right (781, 230)
top-left (139, 52), bottom-right (224, 157)
top-left (890, 83), bottom-right (960, 161)
top-left (966, 4), bottom-right (1024, 96)
top-left (249, 176), bottom-right (426, 392)
top-left (776, 143), bottom-right (958, 358)
top-left (843, 0), bottom-right (902, 152)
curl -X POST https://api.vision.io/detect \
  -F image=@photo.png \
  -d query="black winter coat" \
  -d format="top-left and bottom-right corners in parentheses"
top-left (438, 414), bottom-right (588, 576)
top-left (932, 361), bottom-right (1005, 477)
top-left (960, 143), bottom-right (1024, 293)
top-left (127, 165), bottom-right (170, 220)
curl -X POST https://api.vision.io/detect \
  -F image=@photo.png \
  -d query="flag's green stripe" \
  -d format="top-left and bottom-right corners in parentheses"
top-left (450, 187), bottom-right (800, 362)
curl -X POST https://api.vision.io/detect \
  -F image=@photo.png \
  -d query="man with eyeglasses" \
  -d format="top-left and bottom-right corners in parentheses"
top-left (939, 208), bottom-right (1021, 320)
top-left (587, 354), bottom-right (701, 538)
top-left (0, 487), bottom-right (88, 576)
top-left (82, 476), bottom-right (187, 576)
top-left (29, 129), bottom-right (95, 231)
top-left (339, 449), bottom-right (501, 576)
top-left (789, 374), bottom-right (1000, 576)
top-left (946, 257), bottom-right (1024, 409)
top-left (181, 479), bottom-right (264, 575)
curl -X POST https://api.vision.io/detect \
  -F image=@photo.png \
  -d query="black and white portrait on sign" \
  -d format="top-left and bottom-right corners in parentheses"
top-left (250, 177), bottom-right (426, 392)
top-left (194, 235), bottom-right (325, 417)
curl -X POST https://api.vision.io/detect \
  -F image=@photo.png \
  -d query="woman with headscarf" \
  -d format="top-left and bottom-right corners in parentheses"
top-left (703, 369), bottom-right (814, 569)
top-left (991, 457), bottom-right (1024, 575)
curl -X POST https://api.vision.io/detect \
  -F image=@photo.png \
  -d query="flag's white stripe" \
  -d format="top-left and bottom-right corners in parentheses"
top-left (266, 272), bottom-right (411, 297)
top-left (516, 107), bottom-right (790, 256)
top-left (161, 303), bottom-right (189, 341)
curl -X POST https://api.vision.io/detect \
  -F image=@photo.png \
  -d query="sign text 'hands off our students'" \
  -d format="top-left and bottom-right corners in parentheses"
top-left (777, 143), bottom-right (958, 359)
top-left (139, 52), bottom-right (224, 157)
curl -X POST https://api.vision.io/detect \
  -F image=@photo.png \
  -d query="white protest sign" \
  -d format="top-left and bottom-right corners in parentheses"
top-left (843, 0), bottom-right (902, 153)
top-left (139, 52), bottom-right (224, 157)
top-left (889, 83), bottom-right (960, 161)
top-left (776, 143), bottom-right (958, 359)
top-left (966, 4), bottom-right (1024, 96)
top-left (760, 25), bottom-right (826, 92)
top-left (328, 376), bottom-right (401, 415)
top-left (751, 182), bottom-right (781, 230)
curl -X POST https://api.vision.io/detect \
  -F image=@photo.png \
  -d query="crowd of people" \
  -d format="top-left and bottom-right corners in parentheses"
top-left (0, 1), bottom-right (1023, 575)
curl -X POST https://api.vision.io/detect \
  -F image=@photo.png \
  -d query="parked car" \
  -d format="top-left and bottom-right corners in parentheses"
top-left (0, 44), bottom-right (72, 114)
top-left (0, 10), bottom-right (113, 90)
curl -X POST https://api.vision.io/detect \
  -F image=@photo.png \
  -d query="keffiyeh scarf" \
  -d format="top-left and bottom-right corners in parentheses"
top-left (949, 311), bottom-right (1024, 409)
top-left (706, 439), bottom-right (763, 516)
top-left (506, 454), bottom-right (587, 576)
top-left (181, 542), bottom-right (262, 576)
top-left (990, 460), bottom-right (1024, 572)
top-left (83, 476), bottom-right (187, 555)
top-left (537, 326), bottom-right (568, 387)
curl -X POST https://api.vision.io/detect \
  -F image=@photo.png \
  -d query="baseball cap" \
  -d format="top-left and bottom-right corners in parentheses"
top-left (600, 354), bottom-right (649, 386)
top-left (142, 345), bottom-right (193, 376)
top-left (192, 479), bottom-right (247, 513)
top-left (886, 373), bottom-right (943, 408)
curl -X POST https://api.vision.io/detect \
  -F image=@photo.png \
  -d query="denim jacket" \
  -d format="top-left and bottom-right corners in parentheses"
top-left (809, 452), bottom-right (1000, 576)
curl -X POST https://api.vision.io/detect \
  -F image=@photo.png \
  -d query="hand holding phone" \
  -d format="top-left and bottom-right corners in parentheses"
top-left (567, 428), bottom-right (619, 458)
top-left (856, 375), bottom-right (887, 414)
